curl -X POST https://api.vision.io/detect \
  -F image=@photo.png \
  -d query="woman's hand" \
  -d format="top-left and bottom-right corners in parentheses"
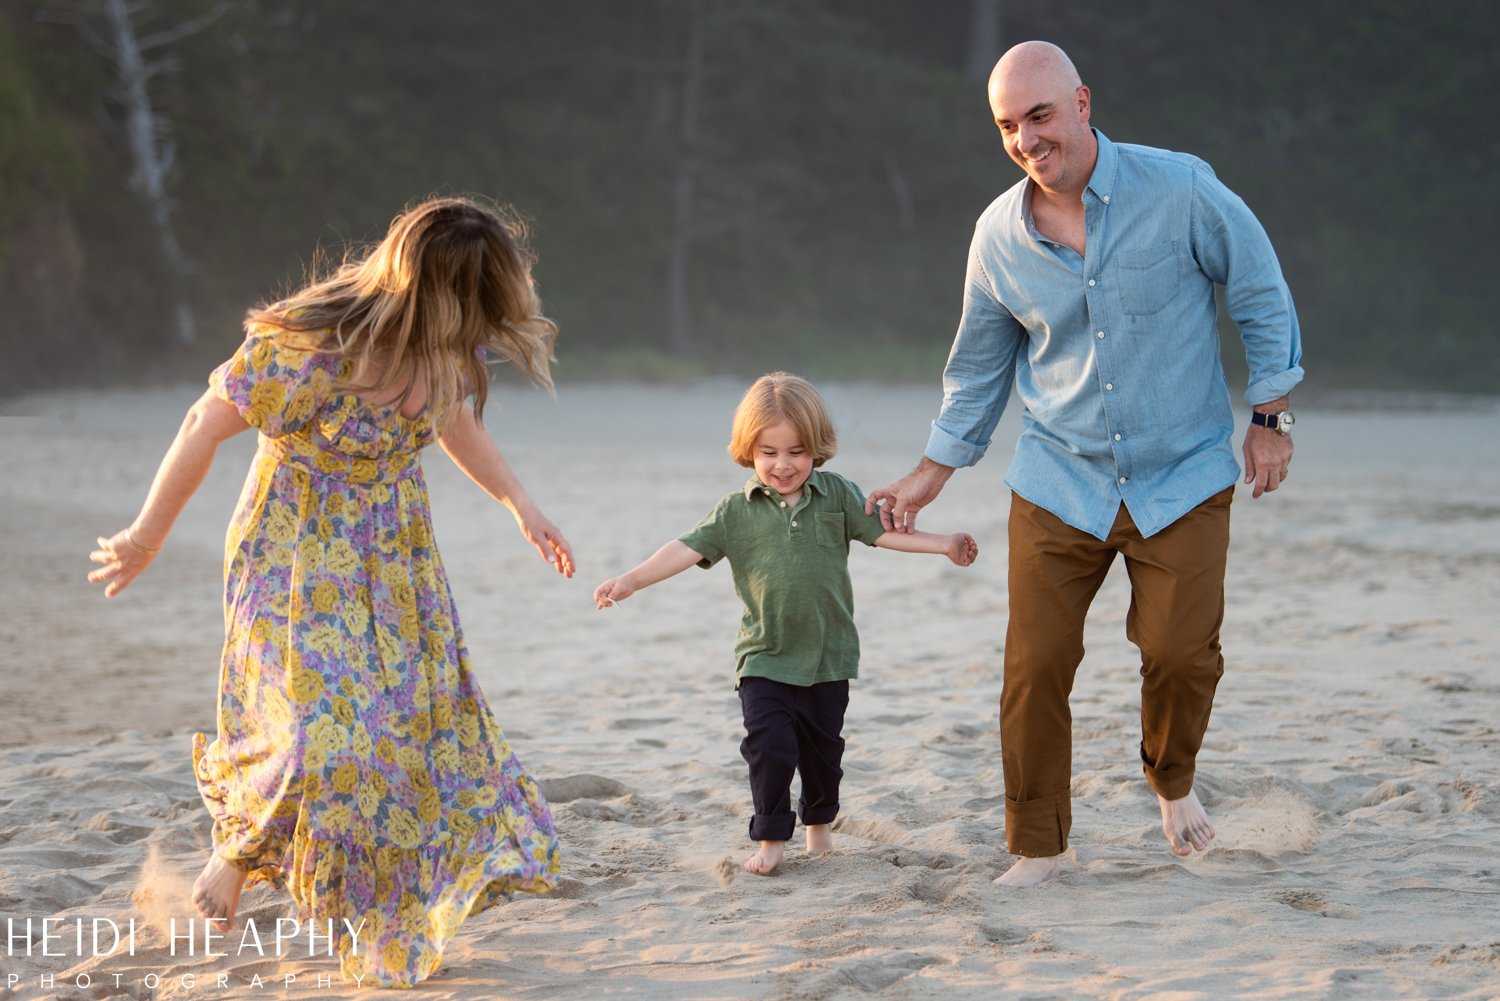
top-left (515, 508), bottom-right (575, 577)
top-left (88, 528), bottom-right (162, 597)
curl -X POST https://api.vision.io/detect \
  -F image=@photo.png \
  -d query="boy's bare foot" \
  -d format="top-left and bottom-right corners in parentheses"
top-left (192, 853), bottom-right (247, 929)
top-left (743, 840), bottom-right (785, 875)
top-left (1159, 788), bottom-right (1216, 856)
top-left (993, 854), bottom-right (1062, 887)
top-left (805, 823), bottom-right (833, 856)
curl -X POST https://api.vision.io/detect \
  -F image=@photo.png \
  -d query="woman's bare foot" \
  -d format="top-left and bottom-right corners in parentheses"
top-left (805, 823), bottom-right (833, 856)
top-left (1159, 788), bottom-right (1216, 856)
top-left (993, 854), bottom-right (1063, 887)
top-left (743, 840), bottom-right (785, 875)
top-left (192, 853), bottom-right (247, 929)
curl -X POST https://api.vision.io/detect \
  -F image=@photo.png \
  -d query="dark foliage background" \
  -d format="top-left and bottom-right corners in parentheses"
top-left (2, 0), bottom-right (1496, 396)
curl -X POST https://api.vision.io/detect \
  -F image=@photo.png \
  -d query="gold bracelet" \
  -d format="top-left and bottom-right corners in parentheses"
top-left (124, 529), bottom-right (161, 556)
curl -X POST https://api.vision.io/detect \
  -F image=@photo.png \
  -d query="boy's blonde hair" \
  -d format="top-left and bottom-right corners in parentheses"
top-left (728, 372), bottom-right (838, 468)
top-left (244, 195), bottom-right (556, 428)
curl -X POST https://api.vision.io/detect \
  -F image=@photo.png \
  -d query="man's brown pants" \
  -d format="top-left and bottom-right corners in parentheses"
top-left (1002, 488), bottom-right (1233, 857)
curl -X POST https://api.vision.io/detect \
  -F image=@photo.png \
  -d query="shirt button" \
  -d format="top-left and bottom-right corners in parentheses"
top-left (1103, 194), bottom-right (1110, 203)
top-left (791, 520), bottom-right (798, 527)
top-left (1105, 382), bottom-right (1114, 391)
top-left (1119, 476), bottom-right (1128, 484)
top-left (1096, 330), bottom-right (1105, 339)
top-left (779, 501), bottom-right (787, 508)
top-left (1114, 433), bottom-right (1122, 441)
top-left (1088, 279), bottom-right (1097, 287)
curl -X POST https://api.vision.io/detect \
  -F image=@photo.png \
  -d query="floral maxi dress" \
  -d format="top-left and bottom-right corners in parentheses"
top-left (193, 334), bottom-right (560, 987)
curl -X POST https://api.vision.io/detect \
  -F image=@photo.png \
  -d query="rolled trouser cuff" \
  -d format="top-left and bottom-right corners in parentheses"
top-left (1004, 789), bottom-right (1071, 857)
top-left (1142, 752), bottom-right (1197, 802)
top-left (799, 802), bottom-right (839, 827)
top-left (748, 812), bottom-right (796, 843)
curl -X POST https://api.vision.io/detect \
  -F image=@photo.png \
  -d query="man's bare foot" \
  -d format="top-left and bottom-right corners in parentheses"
top-left (1159, 788), bottom-right (1216, 856)
top-left (993, 854), bottom-right (1063, 887)
top-left (805, 823), bottom-right (833, 856)
top-left (743, 840), bottom-right (785, 875)
top-left (192, 853), bottom-right (247, 929)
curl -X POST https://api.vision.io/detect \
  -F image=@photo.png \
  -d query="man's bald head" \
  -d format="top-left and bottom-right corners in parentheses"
top-left (989, 41), bottom-right (1082, 104)
top-left (985, 41), bottom-right (1095, 197)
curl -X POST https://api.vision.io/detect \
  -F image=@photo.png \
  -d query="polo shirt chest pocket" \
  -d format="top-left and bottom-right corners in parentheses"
top-left (1114, 240), bottom-right (1180, 316)
top-left (815, 512), bottom-right (846, 549)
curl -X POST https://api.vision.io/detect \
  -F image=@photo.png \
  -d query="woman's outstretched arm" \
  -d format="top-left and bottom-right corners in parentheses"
top-left (438, 401), bottom-right (575, 577)
top-left (88, 390), bottom-right (251, 597)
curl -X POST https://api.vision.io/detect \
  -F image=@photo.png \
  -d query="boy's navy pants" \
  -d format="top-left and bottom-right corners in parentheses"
top-left (738, 676), bottom-right (849, 842)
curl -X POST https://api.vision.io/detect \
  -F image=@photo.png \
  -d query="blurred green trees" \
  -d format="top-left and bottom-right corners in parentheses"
top-left (1, 0), bottom-right (1495, 395)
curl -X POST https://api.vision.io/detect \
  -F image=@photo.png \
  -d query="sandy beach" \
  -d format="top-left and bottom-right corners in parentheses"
top-left (1, 380), bottom-right (1498, 1000)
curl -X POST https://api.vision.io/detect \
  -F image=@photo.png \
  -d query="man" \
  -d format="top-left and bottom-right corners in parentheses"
top-left (867, 41), bottom-right (1302, 887)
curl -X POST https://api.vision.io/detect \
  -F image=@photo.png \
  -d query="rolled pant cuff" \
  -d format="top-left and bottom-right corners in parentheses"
top-left (800, 804), bottom-right (839, 827)
top-left (1142, 760), bottom-right (1197, 802)
top-left (1004, 790), bottom-right (1071, 857)
top-left (749, 813), bottom-right (796, 842)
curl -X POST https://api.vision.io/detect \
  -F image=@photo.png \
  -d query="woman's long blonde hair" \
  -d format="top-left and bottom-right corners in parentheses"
top-left (244, 195), bottom-right (556, 425)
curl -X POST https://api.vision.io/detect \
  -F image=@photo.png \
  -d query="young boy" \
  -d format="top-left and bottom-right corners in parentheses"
top-left (594, 373), bottom-right (977, 874)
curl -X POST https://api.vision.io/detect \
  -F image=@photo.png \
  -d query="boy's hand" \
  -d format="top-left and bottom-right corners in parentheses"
top-left (594, 576), bottom-right (635, 609)
top-left (946, 533), bottom-right (979, 567)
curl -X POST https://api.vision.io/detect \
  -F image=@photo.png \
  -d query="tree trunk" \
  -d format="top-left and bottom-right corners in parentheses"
top-left (102, 0), bottom-right (196, 344)
top-left (664, 0), bottom-right (707, 356)
top-left (964, 0), bottom-right (1003, 83)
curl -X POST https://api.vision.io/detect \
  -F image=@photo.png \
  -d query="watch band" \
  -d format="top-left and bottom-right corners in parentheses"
top-left (1249, 411), bottom-right (1294, 433)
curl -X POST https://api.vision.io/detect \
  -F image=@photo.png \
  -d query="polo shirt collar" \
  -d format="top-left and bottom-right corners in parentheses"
top-left (744, 468), bottom-right (829, 501)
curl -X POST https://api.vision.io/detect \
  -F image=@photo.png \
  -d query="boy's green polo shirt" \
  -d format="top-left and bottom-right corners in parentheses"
top-left (679, 469), bottom-right (887, 686)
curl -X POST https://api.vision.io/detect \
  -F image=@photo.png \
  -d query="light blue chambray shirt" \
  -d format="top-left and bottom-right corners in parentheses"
top-left (925, 130), bottom-right (1304, 539)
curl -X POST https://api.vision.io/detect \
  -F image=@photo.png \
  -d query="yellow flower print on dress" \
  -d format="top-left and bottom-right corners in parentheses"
top-left (325, 538), bottom-right (360, 577)
top-left (351, 722), bottom-right (374, 758)
top-left (417, 786), bottom-right (442, 825)
top-left (342, 600), bottom-right (370, 638)
top-left (288, 668), bottom-right (326, 704)
top-left (381, 941), bottom-right (410, 976)
top-left (385, 807), bottom-right (422, 849)
top-left (285, 385), bottom-right (315, 426)
top-left (322, 802), bottom-right (354, 835)
top-left (298, 536), bottom-right (324, 571)
top-left (304, 623), bottom-right (343, 658)
top-left (331, 762), bottom-right (359, 795)
top-left (249, 378), bottom-right (287, 415)
top-left (356, 781), bottom-right (382, 819)
top-left (263, 502), bottom-right (298, 545)
top-left (307, 714), bottom-right (349, 755)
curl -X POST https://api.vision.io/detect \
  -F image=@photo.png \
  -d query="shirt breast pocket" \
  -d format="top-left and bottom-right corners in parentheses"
top-left (815, 512), bottom-right (847, 550)
top-left (1114, 240), bottom-right (1180, 316)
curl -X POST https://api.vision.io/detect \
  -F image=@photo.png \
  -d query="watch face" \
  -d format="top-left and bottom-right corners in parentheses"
top-left (1279, 412), bottom-right (1295, 432)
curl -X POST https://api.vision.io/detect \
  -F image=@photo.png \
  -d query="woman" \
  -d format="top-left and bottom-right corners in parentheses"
top-left (88, 196), bottom-right (572, 987)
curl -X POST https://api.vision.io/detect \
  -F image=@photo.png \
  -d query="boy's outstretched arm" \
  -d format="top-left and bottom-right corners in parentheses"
top-left (594, 540), bottom-right (705, 608)
top-left (874, 530), bottom-right (978, 567)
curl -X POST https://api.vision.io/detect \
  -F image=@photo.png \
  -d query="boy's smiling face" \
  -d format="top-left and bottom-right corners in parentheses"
top-left (754, 420), bottom-right (814, 505)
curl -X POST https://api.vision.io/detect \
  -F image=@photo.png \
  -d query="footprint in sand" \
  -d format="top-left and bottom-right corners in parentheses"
top-left (537, 774), bottom-right (632, 803)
